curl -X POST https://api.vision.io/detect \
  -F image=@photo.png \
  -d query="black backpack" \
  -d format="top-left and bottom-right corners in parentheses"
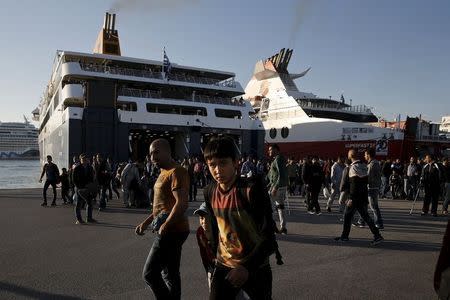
top-left (203, 175), bottom-right (284, 266)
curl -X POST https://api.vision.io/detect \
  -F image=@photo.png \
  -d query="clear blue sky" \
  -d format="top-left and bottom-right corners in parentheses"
top-left (0, 0), bottom-right (449, 123)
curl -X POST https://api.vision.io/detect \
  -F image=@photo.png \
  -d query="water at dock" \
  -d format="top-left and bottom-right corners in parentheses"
top-left (0, 160), bottom-right (42, 189)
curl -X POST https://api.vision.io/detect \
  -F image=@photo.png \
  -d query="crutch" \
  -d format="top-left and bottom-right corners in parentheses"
top-left (409, 185), bottom-right (422, 215)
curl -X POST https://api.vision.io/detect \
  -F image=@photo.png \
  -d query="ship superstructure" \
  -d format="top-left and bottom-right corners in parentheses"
top-left (0, 117), bottom-right (39, 159)
top-left (245, 48), bottom-right (405, 158)
top-left (35, 13), bottom-right (263, 167)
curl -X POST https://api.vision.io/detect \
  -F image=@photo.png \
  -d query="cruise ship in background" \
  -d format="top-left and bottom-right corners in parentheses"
top-left (0, 117), bottom-right (39, 159)
top-left (34, 13), bottom-right (263, 168)
top-left (245, 48), bottom-right (450, 159)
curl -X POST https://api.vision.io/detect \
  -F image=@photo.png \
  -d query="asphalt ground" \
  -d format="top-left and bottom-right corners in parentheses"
top-left (0, 188), bottom-right (448, 300)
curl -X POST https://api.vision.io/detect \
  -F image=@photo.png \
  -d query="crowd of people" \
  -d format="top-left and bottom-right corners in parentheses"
top-left (38, 142), bottom-right (450, 299)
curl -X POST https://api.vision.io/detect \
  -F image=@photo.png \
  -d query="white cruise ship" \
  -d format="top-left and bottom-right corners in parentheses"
top-left (34, 13), bottom-right (263, 168)
top-left (0, 117), bottom-right (39, 159)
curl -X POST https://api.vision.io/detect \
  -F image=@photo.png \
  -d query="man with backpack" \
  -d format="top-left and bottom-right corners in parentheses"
top-left (203, 137), bottom-right (281, 300)
top-left (421, 154), bottom-right (442, 216)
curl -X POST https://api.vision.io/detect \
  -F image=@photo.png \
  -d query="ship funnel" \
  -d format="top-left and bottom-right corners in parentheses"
top-left (93, 12), bottom-right (121, 56)
top-left (264, 48), bottom-right (293, 74)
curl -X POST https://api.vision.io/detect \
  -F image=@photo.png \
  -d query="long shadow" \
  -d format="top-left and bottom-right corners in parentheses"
top-left (277, 233), bottom-right (442, 251)
top-left (0, 281), bottom-right (87, 300)
top-left (88, 222), bottom-right (136, 230)
top-left (98, 207), bottom-right (150, 215)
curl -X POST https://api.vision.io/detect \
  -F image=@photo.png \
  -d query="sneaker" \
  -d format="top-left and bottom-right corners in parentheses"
top-left (75, 219), bottom-right (85, 225)
top-left (279, 227), bottom-right (288, 235)
top-left (421, 211), bottom-right (427, 216)
top-left (326, 206), bottom-right (331, 213)
top-left (307, 210), bottom-right (315, 215)
top-left (352, 222), bottom-right (358, 227)
top-left (316, 211), bottom-right (322, 216)
top-left (370, 236), bottom-right (384, 246)
top-left (334, 237), bottom-right (349, 242)
top-left (98, 207), bottom-right (105, 212)
top-left (87, 218), bottom-right (98, 223)
top-left (376, 224), bottom-right (384, 230)
top-left (358, 223), bottom-right (365, 228)
top-left (443, 210), bottom-right (448, 215)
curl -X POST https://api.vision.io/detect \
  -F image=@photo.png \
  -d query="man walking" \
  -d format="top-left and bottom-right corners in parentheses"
top-left (93, 153), bottom-right (110, 211)
top-left (39, 155), bottom-right (60, 207)
top-left (358, 148), bottom-right (384, 229)
top-left (267, 144), bottom-right (288, 234)
top-left (326, 156), bottom-right (345, 212)
top-left (135, 139), bottom-right (190, 299)
top-left (73, 154), bottom-right (97, 224)
top-left (307, 157), bottom-right (324, 215)
top-left (421, 154), bottom-right (442, 216)
top-left (335, 149), bottom-right (384, 245)
top-left (406, 157), bottom-right (420, 200)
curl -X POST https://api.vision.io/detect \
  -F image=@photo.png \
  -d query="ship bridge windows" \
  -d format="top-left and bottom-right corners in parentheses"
top-left (117, 101), bottom-right (137, 111)
top-left (146, 103), bottom-right (207, 116)
top-left (215, 109), bottom-right (242, 119)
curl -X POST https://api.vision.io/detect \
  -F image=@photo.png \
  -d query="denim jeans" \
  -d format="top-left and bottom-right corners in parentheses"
top-left (75, 188), bottom-right (93, 221)
top-left (380, 176), bottom-right (389, 197)
top-left (98, 184), bottom-right (108, 209)
top-left (142, 231), bottom-right (189, 300)
top-left (359, 189), bottom-right (383, 226)
top-left (341, 201), bottom-right (381, 239)
top-left (443, 183), bottom-right (450, 211)
top-left (210, 264), bottom-right (272, 300)
top-left (43, 180), bottom-right (57, 203)
top-left (270, 187), bottom-right (287, 229)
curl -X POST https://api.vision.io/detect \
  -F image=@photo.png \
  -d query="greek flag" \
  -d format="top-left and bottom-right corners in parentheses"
top-left (163, 48), bottom-right (172, 76)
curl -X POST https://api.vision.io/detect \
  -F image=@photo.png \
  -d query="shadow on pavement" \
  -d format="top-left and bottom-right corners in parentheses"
top-left (0, 282), bottom-right (87, 300)
top-left (278, 233), bottom-right (442, 252)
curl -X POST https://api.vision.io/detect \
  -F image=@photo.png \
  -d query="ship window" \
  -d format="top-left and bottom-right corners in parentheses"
top-left (352, 128), bottom-right (359, 133)
top-left (269, 128), bottom-right (277, 139)
top-left (215, 109), bottom-right (242, 119)
top-left (146, 103), bottom-right (207, 116)
top-left (281, 127), bottom-right (289, 138)
top-left (359, 128), bottom-right (367, 133)
top-left (117, 101), bottom-right (137, 111)
top-left (343, 128), bottom-right (351, 134)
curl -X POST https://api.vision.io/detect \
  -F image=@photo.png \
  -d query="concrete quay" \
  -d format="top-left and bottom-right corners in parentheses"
top-left (0, 188), bottom-right (447, 299)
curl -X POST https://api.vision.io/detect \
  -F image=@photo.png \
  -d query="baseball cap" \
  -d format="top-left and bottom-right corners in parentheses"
top-left (193, 202), bottom-right (209, 216)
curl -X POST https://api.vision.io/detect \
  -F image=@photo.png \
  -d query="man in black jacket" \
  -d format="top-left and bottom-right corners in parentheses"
top-left (421, 154), bottom-right (442, 217)
top-left (335, 149), bottom-right (383, 246)
top-left (73, 154), bottom-right (97, 224)
top-left (94, 153), bottom-right (110, 211)
top-left (307, 157), bottom-right (324, 215)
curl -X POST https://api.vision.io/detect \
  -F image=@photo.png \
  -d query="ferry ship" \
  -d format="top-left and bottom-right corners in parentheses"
top-left (244, 48), bottom-right (450, 159)
top-left (34, 13), bottom-right (264, 168)
top-left (0, 117), bottom-right (39, 159)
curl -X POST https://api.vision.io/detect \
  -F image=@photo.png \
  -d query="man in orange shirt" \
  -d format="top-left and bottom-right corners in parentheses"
top-left (135, 139), bottom-right (190, 300)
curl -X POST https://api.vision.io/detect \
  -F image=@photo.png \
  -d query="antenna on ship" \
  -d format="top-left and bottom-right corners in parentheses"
top-left (23, 115), bottom-right (29, 124)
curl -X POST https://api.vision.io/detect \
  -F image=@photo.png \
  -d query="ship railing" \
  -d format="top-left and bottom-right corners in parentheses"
top-left (297, 99), bottom-right (373, 114)
top-left (118, 88), bottom-right (245, 107)
top-left (79, 63), bottom-right (236, 88)
top-left (419, 135), bottom-right (450, 142)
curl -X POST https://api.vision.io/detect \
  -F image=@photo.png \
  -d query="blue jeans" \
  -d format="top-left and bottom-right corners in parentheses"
top-left (380, 176), bottom-right (389, 197)
top-left (142, 231), bottom-right (189, 300)
top-left (359, 189), bottom-right (384, 226)
top-left (75, 188), bottom-right (93, 221)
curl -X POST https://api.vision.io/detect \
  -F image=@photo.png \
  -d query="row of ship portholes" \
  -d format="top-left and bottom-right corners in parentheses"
top-left (269, 127), bottom-right (289, 139)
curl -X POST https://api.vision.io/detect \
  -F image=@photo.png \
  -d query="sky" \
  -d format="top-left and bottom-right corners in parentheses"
top-left (0, 0), bottom-right (449, 124)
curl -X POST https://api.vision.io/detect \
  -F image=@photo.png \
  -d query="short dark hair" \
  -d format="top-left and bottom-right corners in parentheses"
top-left (365, 147), bottom-right (376, 158)
top-left (46, 155), bottom-right (52, 160)
top-left (204, 136), bottom-right (239, 161)
top-left (269, 144), bottom-right (280, 151)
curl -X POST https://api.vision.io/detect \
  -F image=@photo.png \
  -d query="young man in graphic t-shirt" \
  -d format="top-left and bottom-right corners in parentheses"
top-left (203, 137), bottom-right (273, 300)
top-left (135, 139), bottom-right (190, 300)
